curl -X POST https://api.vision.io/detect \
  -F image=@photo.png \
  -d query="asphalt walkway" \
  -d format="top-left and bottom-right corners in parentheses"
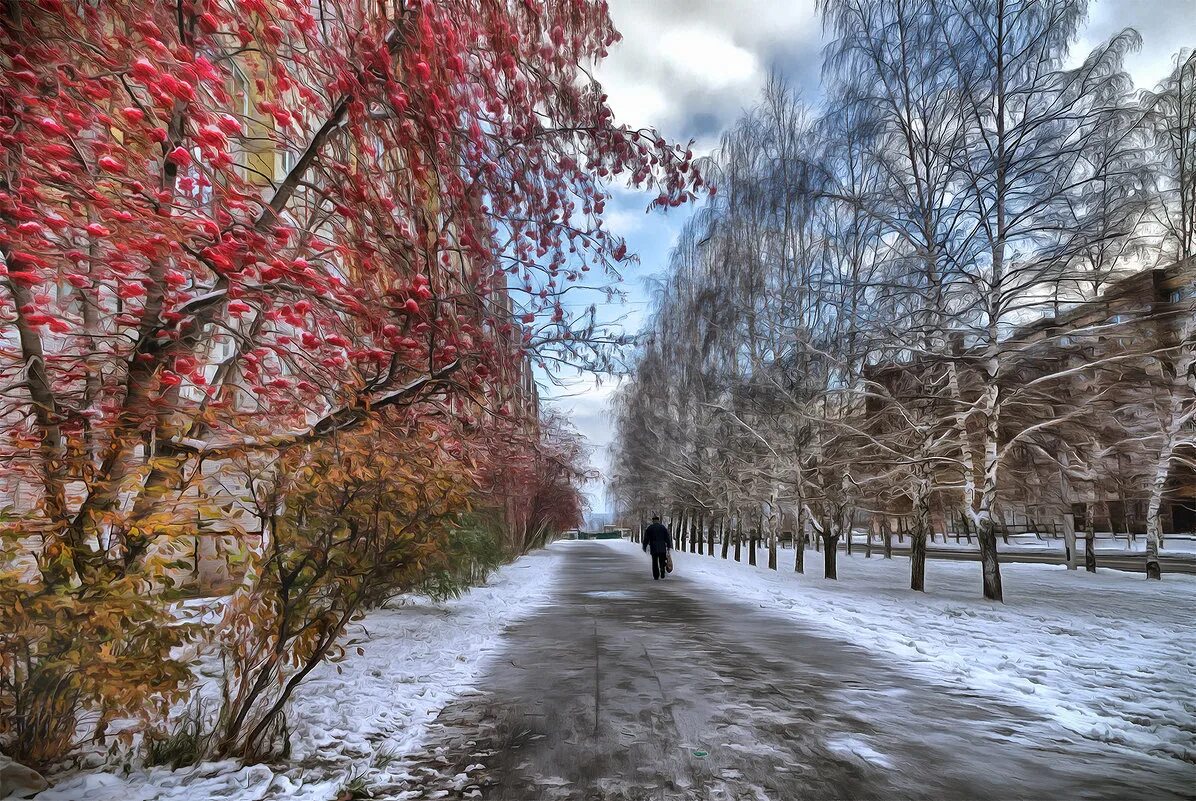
top-left (385, 542), bottom-right (1193, 800)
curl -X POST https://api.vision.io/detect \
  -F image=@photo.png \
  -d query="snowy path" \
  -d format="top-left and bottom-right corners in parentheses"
top-left (389, 541), bottom-right (1195, 801)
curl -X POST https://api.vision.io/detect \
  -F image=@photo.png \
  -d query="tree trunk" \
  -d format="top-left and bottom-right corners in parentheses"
top-left (3, 273), bottom-right (76, 583)
top-left (1145, 308), bottom-right (1192, 574)
top-left (910, 518), bottom-right (928, 593)
top-left (1082, 501), bottom-right (1097, 573)
top-left (1119, 499), bottom-right (1132, 549)
top-left (733, 520), bottom-right (741, 562)
top-left (695, 512), bottom-right (704, 555)
top-left (1143, 427), bottom-right (1169, 576)
top-left (976, 381), bottom-right (1004, 601)
top-left (1063, 512), bottom-right (1077, 570)
top-left (1059, 451), bottom-right (1078, 570)
top-left (910, 527), bottom-right (927, 592)
top-left (721, 517), bottom-right (731, 559)
top-left (707, 517), bottom-right (716, 556)
top-left (766, 490), bottom-right (780, 570)
top-left (883, 519), bottom-right (893, 559)
top-left (822, 532), bottom-right (839, 579)
top-left (977, 517), bottom-right (1004, 601)
top-left (910, 475), bottom-right (932, 591)
top-left (1145, 531), bottom-right (1162, 580)
top-left (1144, 428), bottom-right (1176, 580)
top-left (794, 504), bottom-right (806, 573)
top-left (748, 527), bottom-right (757, 566)
top-left (1081, 502), bottom-right (1097, 573)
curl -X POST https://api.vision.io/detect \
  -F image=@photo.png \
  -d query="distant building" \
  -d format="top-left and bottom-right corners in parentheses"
top-left (866, 259), bottom-right (1195, 536)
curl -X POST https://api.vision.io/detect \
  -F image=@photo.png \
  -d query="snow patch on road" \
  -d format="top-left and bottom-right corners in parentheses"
top-left (825, 735), bottom-right (895, 769)
top-left (600, 540), bottom-right (1196, 769)
top-left (582, 589), bottom-right (638, 599)
top-left (30, 547), bottom-right (563, 801)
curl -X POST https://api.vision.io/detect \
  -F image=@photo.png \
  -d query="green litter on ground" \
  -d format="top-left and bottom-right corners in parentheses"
top-left (692, 750), bottom-right (709, 758)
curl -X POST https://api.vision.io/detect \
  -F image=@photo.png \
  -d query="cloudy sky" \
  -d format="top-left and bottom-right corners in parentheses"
top-left (547, 0), bottom-right (1195, 516)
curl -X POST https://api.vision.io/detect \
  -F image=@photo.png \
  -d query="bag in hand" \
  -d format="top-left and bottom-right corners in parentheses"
top-left (665, 552), bottom-right (674, 573)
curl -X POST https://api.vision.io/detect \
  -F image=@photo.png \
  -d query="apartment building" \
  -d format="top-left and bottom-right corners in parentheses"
top-left (865, 259), bottom-right (1195, 536)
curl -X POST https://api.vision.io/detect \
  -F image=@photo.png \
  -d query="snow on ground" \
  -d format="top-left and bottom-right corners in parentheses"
top-left (841, 531), bottom-right (1196, 555)
top-left (28, 547), bottom-right (564, 801)
top-left (600, 539), bottom-right (1196, 768)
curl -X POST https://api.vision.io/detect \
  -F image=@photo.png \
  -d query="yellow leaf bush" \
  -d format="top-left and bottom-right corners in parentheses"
top-left (0, 540), bottom-right (195, 767)
top-left (211, 419), bottom-right (476, 760)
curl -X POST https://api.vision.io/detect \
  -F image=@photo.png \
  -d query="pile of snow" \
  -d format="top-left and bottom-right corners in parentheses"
top-left (28, 548), bottom-right (563, 801)
top-left (601, 539), bottom-right (1196, 767)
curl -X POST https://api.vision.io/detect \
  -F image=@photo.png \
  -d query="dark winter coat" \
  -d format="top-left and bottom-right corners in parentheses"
top-left (642, 522), bottom-right (672, 554)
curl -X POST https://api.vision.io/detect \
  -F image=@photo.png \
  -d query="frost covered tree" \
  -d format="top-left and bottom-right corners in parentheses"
top-left (1139, 50), bottom-right (1196, 579)
top-left (611, 0), bottom-right (1185, 599)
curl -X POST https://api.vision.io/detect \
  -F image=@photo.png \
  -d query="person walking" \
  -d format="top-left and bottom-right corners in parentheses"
top-left (642, 515), bottom-right (672, 580)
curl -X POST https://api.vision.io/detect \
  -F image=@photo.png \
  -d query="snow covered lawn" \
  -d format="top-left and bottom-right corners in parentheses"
top-left (29, 547), bottom-right (563, 801)
top-left (601, 540), bottom-right (1196, 768)
top-left (841, 530), bottom-right (1196, 555)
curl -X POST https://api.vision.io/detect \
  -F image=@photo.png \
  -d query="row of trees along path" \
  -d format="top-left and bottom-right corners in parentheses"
top-left (611, 0), bottom-right (1195, 602)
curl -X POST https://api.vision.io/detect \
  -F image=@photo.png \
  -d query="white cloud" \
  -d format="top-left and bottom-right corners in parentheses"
top-left (597, 0), bottom-right (822, 145)
top-left (599, 78), bottom-right (672, 130)
top-left (658, 25), bottom-right (761, 91)
top-left (1079, 0), bottom-right (1194, 89)
top-left (601, 205), bottom-right (647, 236)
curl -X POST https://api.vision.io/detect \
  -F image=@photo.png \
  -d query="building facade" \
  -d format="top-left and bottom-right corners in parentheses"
top-left (866, 259), bottom-right (1195, 537)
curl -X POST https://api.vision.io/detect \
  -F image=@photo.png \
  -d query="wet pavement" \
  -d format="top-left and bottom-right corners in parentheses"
top-left (383, 542), bottom-right (1194, 800)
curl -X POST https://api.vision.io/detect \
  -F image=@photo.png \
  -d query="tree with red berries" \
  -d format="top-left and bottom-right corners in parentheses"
top-left (1, 0), bottom-right (700, 765)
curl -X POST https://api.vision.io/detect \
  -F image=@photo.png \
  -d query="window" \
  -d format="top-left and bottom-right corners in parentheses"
top-left (277, 144), bottom-right (295, 183)
top-left (230, 68), bottom-right (253, 182)
top-left (179, 145), bottom-right (213, 210)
